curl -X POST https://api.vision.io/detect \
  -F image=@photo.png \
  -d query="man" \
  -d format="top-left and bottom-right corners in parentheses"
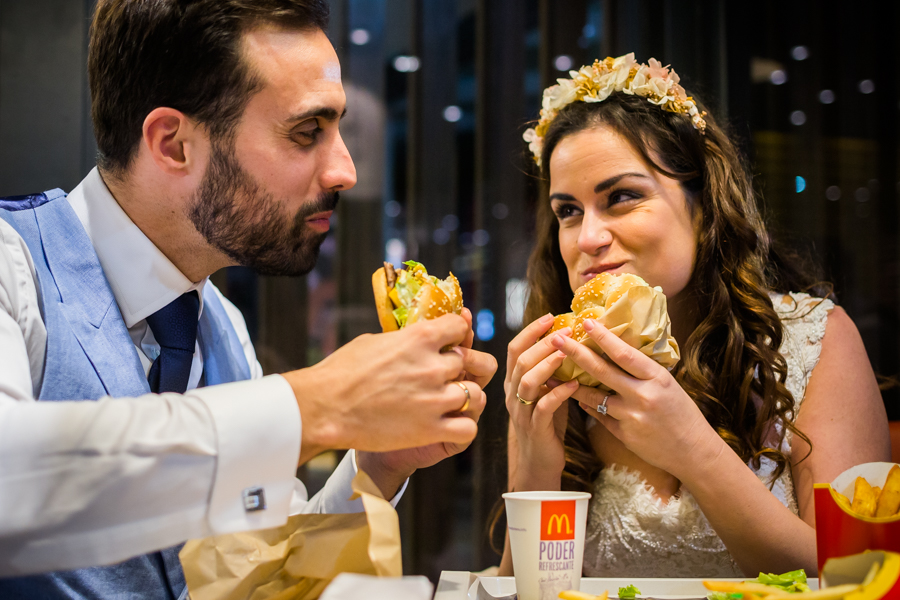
top-left (0, 0), bottom-right (496, 597)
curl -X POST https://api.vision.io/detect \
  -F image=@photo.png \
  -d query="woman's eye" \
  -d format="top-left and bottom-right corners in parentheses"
top-left (607, 189), bottom-right (640, 207)
top-left (552, 203), bottom-right (582, 220)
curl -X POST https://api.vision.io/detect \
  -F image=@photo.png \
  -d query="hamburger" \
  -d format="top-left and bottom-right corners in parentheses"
top-left (372, 260), bottom-right (463, 332)
top-left (544, 272), bottom-right (680, 388)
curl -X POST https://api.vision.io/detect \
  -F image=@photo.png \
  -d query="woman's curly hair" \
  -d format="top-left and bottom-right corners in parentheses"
top-left (523, 93), bottom-right (829, 495)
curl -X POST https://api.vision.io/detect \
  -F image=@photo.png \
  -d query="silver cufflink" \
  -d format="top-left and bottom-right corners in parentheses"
top-left (242, 487), bottom-right (266, 512)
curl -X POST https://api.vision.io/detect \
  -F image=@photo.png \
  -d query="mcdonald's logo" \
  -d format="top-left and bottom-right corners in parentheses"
top-left (540, 500), bottom-right (576, 540)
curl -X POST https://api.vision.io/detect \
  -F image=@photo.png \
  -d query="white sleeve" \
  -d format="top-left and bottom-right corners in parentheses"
top-left (211, 285), bottom-right (414, 515)
top-left (0, 376), bottom-right (301, 577)
top-left (292, 450), bottom-right (409, 515)
top-left (0, 219), bottom-right (46, 401)
top-left (0, 224), bottom-right (301, 576)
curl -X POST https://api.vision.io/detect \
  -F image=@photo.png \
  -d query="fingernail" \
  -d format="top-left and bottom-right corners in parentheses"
top-left (551, 333), bottom-right (566, 347)
top-left (539, 313), bottom-right (554, 325)
top-left (567, 379), bottom-right (579, 388)
top-left (583, 319), bottom-right (595, 332)
top-left (556, 350), bottom-right (567, 359)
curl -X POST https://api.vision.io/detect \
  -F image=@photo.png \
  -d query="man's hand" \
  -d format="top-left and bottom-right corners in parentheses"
top-left (353, 308), bottom-right (497, 499)
top-left (282, 314), bottom-right (486, 465)
top-left (356, 380), bottom-right (487, 498)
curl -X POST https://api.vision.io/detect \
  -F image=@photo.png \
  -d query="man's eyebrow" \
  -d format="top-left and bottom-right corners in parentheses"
top-left (594, 172), bottom-right (650, 193)
top-left (286, 107), bottom-right (348, 123)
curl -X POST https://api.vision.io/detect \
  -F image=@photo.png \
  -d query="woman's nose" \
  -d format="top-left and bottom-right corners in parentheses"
top-left (577, 213), bottom-right (613, 255)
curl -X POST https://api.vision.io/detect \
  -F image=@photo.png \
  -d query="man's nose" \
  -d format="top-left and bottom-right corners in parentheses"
top-left (321, 133), bottom-right (357, 191)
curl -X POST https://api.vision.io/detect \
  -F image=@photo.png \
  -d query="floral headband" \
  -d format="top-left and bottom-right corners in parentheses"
top-left (523, 53), bottom-right (708, 167)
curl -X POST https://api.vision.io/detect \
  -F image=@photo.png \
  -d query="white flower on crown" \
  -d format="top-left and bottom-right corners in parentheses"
top-left (522, 53), bottom-right (708, 166)
top-left (543, 78), bottom-right (580, 111)
top-left (522, 127), bottom-right (543, 160)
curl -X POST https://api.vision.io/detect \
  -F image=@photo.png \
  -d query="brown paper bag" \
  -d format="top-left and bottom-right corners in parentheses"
top-left (179, 469), bottom-right (402, 600)
top-left (554, 284), bottom-right (680, 390)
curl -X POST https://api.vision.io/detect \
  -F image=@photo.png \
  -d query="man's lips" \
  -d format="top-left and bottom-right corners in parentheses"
top-left (305, 211), bottom-right (333, 232)
top-left (580, 262), bottom-right (625, 281)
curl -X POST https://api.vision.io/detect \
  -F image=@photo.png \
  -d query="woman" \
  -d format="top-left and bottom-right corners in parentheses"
top-left (500, 55), bottom-right (890, 577)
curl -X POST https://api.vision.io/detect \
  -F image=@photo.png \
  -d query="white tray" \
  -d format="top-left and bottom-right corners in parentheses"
top-left (435, 573), bottom-right (820, 600)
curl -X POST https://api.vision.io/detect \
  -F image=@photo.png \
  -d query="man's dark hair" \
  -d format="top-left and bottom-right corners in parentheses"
top-left (88, 0), bottom-right (330, 176)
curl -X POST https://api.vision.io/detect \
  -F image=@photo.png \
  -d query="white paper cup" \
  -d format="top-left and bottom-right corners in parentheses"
top-left (502, 491), bottom-right (591, 600)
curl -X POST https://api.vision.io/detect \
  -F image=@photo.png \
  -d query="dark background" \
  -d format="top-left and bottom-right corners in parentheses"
top-left (2, 0), bottom-right (898, 581)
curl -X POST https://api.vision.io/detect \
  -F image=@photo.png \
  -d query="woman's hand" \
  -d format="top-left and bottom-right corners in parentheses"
top-left (550, 318), bottom-right (722, 479)
top-left (505, 314), bottom-right (580, 490)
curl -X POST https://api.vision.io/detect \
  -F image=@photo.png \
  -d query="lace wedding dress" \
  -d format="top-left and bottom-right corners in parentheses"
top-left (582, 293), bottom-right (833, 577)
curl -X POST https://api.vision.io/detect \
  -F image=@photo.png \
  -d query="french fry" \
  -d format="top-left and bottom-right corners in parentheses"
top-left (559, 591), bottom-right (608, 600)
top-left (760, 583), bottom-right (860, 600)
top-left (702, 581), bottom-right (786, 595)
top-left (850, 476), bottom-right (877, 517)
top-left (875, 464), bottom-right (900, 517)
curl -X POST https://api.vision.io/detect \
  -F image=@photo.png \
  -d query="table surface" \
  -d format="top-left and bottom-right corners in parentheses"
top-left (435, 572), bottom-right (820, 600)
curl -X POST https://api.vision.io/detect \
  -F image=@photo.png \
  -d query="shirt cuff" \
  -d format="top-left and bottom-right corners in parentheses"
top-left (193, 374), bottom-right (300, 534)
top-left (302, 450), bottom-right (409, 514)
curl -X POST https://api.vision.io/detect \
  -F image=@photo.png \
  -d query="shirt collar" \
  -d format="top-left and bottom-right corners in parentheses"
top-left (67, 167), bottom-right (206, 328)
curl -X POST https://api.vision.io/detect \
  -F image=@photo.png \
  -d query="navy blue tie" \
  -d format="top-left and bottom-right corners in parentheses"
top-left (146, 291), bottom-right (200, 394)
top-left (143, 291), bottom-right (200, 597)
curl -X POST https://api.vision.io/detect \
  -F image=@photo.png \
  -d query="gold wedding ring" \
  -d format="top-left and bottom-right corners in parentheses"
top-left (516, 393), bottom-right (536, 406)
top-left (454, 381), bottom-right (471, 412)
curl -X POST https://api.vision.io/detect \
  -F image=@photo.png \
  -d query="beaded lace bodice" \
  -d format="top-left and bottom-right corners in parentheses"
top-left (582, 293), bottom-right (833, 577)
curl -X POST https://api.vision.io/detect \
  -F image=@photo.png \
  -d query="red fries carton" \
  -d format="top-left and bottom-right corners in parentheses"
top-left (820, 551), bottom-right (900, 600)
top-left (815, 462), bottom-right (900, 572)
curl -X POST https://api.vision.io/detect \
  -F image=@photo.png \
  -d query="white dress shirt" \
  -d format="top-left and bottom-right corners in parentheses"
top-left (0, 168), bottom-right (403, 576)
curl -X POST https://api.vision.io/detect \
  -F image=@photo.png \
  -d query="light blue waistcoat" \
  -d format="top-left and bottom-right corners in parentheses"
top-left (0, 190), bottom-right (252, 599)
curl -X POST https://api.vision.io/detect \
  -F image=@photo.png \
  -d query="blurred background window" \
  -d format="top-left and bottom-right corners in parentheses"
top-left (2, 0), bottom-right (898, 581)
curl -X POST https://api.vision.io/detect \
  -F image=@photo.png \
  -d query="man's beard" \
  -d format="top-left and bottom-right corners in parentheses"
top-left (187, 140), bottom-right (339, 277)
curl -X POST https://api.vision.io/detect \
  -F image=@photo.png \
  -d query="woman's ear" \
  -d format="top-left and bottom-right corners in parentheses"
top-left (141, 107), bottom-right (203, 177)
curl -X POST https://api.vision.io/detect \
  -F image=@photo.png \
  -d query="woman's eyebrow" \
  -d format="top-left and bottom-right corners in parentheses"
top-left (549, 192), bottom-right (577, 202)
top-left (594, 172), bottom-right (650, 194)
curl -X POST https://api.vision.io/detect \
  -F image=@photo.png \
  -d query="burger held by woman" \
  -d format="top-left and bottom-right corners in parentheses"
top-left (500, 54), bottom-right (891, 577)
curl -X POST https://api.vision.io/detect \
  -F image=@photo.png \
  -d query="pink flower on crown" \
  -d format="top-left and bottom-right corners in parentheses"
top-left (646, 58), bottom-right (669, 80)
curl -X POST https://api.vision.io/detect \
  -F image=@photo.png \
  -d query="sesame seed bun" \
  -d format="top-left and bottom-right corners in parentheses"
top-left (372, 266), bottom-right (400, 332)
top-left (543, 271), bottom-right (679, 388)
top-left (371, 262), bottom-right (464, 332)
top-left (405, 283), bottom-right (455, 326)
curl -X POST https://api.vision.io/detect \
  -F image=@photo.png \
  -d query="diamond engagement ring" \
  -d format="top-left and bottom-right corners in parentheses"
top-left (454, 381), bottom-right (471, 412)
top-left (516, 393), bottom-right (536, 406)
top-left (597, 393), bottom-right (612, 415)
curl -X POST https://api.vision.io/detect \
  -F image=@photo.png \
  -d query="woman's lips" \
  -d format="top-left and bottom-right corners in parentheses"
top-left (305, 211), bottom-right (333, 233)
top-left (581, 263), bottom-right (625, 282)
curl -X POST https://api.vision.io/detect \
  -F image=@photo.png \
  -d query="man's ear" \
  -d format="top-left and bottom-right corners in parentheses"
top-left (141, 107), bottom-right (203, 176)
